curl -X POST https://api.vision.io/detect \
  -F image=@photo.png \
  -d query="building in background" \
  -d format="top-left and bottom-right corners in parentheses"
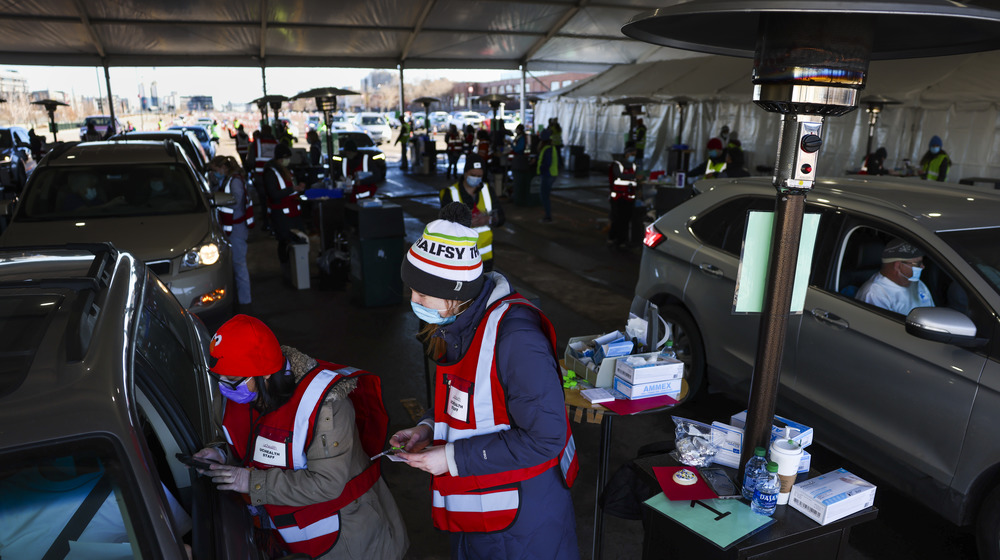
top-left (0, 69), bottom-right (29, 101)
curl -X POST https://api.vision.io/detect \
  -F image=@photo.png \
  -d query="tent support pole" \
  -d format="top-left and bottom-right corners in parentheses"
top-left (261, 66), bottom-right (269, 124)
top-left (103, 64), bottom-right (116, 131)
top-left (520, 65), bottom-right (526, 128)
top-left (398, 63), bottom-right (405, 118)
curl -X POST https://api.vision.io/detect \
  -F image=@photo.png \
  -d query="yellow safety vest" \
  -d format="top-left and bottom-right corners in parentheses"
top-left (537, 145), bottom-right (558, 176)
top-left (922, 153), bottom-right (949, 181)
top-left (446, 185), bottom-right (493, 262)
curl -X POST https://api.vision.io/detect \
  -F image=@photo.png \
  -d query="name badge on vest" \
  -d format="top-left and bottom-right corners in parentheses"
top-left (253, 435), bottom-right (288, 467)
top-left (445, 376), bottom-right (474, 423)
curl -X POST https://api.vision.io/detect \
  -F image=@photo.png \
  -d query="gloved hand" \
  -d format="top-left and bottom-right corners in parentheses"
top-left (193, 447), bottom-right (225, 464)
top-left (209, 464), bottom-right (250, 494)
top-left (389, 424), bottom-right (432, 452)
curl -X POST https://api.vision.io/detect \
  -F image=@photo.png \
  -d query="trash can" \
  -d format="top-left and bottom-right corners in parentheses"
top-left (288, 238), bottom-right (311, 290)
top-left (568, 145), bottom-right (585, 171)
top-left (347, 202), bottom-right (405, 307)
top-left (574, 153), bottom-right (590, 178)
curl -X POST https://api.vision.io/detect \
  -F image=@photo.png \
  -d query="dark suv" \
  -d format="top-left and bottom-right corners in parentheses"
top-left (0, 243), bottom-right (259, 559)
top-left (0, 125), bottom-right (36, 193)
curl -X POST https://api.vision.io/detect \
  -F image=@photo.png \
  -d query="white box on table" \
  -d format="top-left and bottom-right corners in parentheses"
top-left (729, 410), bottom-right (813, 449)
top-left (611, 376), bottom-right (681, 400)
top-left (614, 352), bottom-right (684, 385)
top-left (710, 422), bottom-right (812, 472)
top-left (789, 468), bottom-right (876, 525)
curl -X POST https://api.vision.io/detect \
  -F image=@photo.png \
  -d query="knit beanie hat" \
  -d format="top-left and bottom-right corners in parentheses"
top-left (882, 238), bottom-right (924, 263)
top-left (401, 202), bottom-right (484, 301)
top-left (707, 137), bottom-right (724, 151)
top-left (209, 314), bottom-right (286, 378)
top-left (274, 143), bottom-right (292, 159)
top-left (929, 135), bottom-right (943, 148)
top-left (464, 153), bottom-right (485, 173)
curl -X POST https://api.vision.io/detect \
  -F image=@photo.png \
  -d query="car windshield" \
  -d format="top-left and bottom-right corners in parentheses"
top-left (19, 164), bottom-right (203, 220)
top-left (86, 117), bottom-right (111, 127)
top-left (170, 127), bottom-right (208, 142)
top-left (0, 438), bottom-right (146, 557)
top-left (337, 132), bottom-right (375, 148)
top-left (938, 227), bottom-right (1000, 296)
top-left (0, 129), bottom-right (12, 149)
top-left (360, 116), bottom-right (382, 126)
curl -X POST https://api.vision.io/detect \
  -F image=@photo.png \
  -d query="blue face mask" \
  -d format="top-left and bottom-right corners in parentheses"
top-left (411, 301), bottom-right (457, 325)
top-left (626, 155), bottom-right (636, 163)
top-left (708, 150), bottom-right (720, 159)
top-left (219, 378), bottom-right (257, 404)
top-left (466, 175), bottom-right (483, 188)
top-left (212, 171), bottom-right (225, 183)
top-left (930, 146), bottom-right (941, 154)
top-left (906, 264), bottom-right (923, 283)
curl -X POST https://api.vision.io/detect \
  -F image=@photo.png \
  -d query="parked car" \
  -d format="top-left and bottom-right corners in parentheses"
top-left (352, 112), bottom-right (392, 144)
top-left (306, 115), bottom-right (322, 131)
top-left (330, 113), bottom-right (358, 133)
top-left (331, 131), bottom-right (387, 182)
top-left (112, 129), bottom-right (211, 179)
top-left (635, 176), bottom-right (1000, 556)
top-left (428, 111), bottom-right (451, 133)
top-left (449, 111), bottom-right (486, 130)
top-left (0, 140), bottom-right (233, 320)
top-left (78, 115), bottom-right (124, 140)
top-left (0, 243), bottom-right (260, 559)
top-left (0, 126), bottom-right (36, 193)
top-left (384, 112), bottom-right (401, 129)
top-left (168, 125), bottom-right (216, 159)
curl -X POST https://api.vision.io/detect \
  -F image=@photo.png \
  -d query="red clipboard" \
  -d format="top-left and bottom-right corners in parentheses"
top-left (602, 394), bottom-right (678, 415)
top-left (654, 466), bottom-right (720, 501)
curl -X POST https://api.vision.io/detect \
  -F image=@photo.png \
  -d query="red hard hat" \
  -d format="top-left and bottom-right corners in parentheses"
top-left (707, 138), bottom-right (724, 151)
top-left (209, 314), bottom-right (285, 378)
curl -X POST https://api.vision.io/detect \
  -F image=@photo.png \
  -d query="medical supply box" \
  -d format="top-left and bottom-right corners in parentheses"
top-left (789, 468), bottom-right (877, 525)
top-left (614, 352), bottom-right (684, 385)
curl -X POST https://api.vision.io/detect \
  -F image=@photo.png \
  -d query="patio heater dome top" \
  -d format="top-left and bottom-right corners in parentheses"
top-left (412, 96), bottom-right (439, 105)
top-left (251, 94), bottom-right (289, 105)
top-left (622, 0), bottom-right (1000, 60)
top-left (291, 88), bottom-right (358, 100)
top-left (31, 99), bottom-right (69, 110)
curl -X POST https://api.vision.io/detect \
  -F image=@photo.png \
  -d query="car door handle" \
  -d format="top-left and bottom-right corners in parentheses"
top-left (698, 263), bottom-right (723, 278)
top-left (810, 308), bottom-right (849, 329)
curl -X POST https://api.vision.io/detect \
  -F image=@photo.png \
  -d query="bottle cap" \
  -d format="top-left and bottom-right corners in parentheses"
top-left (766, 462), bottom-right (778, 473)
top-left (754, 446), bottom-right (766, 456)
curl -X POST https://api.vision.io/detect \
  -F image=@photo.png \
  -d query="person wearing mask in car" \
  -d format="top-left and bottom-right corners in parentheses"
top-left (209, 155), bottom-right (253, 314)
top-left (194, 314), bottom-right (408, 560)
top-left (920, 135), bottom-right (950, 182)
top-left (332, 139), bottom-right (377, 202)
top-left (263, 143), bottom-right (306, 278)
top-left (608, 142), bottom-right (640, 250)
top-left (536, 128), bottom-right (558, 223)
top-left (395, 117), bottom-right (411, 172)
top-left (391, 203), bottom-right (579, 560)
top-left (439, 154), bottom-right (504, 272)
top-left (687, 137), bottom-right (727, 181)
top-left (445, 124), bottom-right (464, 180)
top-left (856, 238), bottom-right (935, 315)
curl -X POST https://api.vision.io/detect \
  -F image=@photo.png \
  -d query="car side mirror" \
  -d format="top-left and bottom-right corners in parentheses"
top-left (212, 192), bottom-right (236, 207)
top-left (906, 307), bottom-right (987, 348)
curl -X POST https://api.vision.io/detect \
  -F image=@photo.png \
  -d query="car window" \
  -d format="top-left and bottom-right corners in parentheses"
top-left (0, 129), bottom-right (12, 149)
top-left (135, 274), bottom-right (202, 425)
top-left (0, 437), bottom-right (153, 558)
top-left (689, 195), bottom-right (776, 256)
top-left (19, 163), bottom-right (204, 220)
top-left (361, 116), bottom-right (382, 125)
top-left (938, 228), bottom-right (1000, 298)
top-left (87, 117), bottom-right (111, 127)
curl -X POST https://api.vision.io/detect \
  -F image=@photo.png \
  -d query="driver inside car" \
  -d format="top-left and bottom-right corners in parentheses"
top-left (856, 237), bottom-right (935, 315)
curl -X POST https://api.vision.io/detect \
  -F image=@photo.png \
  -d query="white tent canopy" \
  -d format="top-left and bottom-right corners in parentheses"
top-left (537, 51), bottom-right (1000, 182)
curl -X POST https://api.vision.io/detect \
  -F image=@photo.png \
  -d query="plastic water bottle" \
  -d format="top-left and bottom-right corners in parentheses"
top-left (742, 446), bottom-right (768, 501)
top-left (659, 340), bottom-right (677, 359)
top-left (751, 462), bottom-right (780, 516)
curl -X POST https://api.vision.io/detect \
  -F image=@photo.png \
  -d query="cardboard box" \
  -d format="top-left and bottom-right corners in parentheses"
top-left (729, 410), bottom-right (813, 449)
top-left (615, 353), bottom-right (684, 385)
top-left (709, 422), bottom-right (812, 472)
top-left (789, 468), bottom-right (876, 525)
top-left (565, 334), bottom-right (624, 388)
top-left (611, 376), bottom-right (682, 400)
top-left (594, 339), bottom-right (633, 365)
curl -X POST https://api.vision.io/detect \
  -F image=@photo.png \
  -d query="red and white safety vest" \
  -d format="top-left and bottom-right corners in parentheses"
top-left (253, 137), bottom-right (278, 180)
top-left (266, 167), bottom-right (302, 218)
top-left (338, 153), bottom-right (370, 177)
top-left (217, 176), bottom-right (255, 235)
top-left (221, 362), bottom-right (387, 558)
top-left (236, 132), bottom-right (250, 158)
top-left (610, 161), bottom-right (638, 201)
top-left (447, 133), bottom-right (464, 154)
top-left (476, 139), bottom-right (490, 161)
top-left (430, 294), bottom-right (579, 533)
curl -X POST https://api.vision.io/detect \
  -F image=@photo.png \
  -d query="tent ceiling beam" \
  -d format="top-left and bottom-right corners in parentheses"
top-left (400, 0), bottom-right (437, 62)
top-left (72, 0), bottom-right (104, 59)
top-left (521, 0), bottom-right (589, 65)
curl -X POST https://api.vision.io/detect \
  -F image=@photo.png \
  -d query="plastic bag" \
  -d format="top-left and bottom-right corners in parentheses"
top-left (669, 416), bottom-right (720, 467)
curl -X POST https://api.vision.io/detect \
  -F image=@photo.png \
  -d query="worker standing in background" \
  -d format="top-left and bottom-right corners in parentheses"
top-left (687, 137), bottom-right (727, 181)
top-left (439, 154), bottom-right (504, 272)
top-left (549, 118), bottom-right (564, 171)
top-left (608, 143), bottom-right (639, 250)
top-left (633, 118), bottom-right (647, 170)
top-left (920, 136), bottom-right (951, 181)
top-left (234, 124), bottom-right (250, 168)
top-left (445, 124), bottom-right (464, 180)
top-left (395, 117), bottom-right (411, 172)
top-left (536, 129), bottom-right (558, 223)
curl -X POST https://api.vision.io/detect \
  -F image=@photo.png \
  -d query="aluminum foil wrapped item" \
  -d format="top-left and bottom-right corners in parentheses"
top-left (669, 416), bottom-right (719, 467)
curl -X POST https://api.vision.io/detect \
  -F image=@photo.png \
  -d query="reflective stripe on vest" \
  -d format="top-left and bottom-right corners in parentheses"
top-left (279, 515), bottom-right (340, 544)
top-left (611, 161), bottom-right (637, 200)
top-left (447, 185), bottom-right (494, 261)
top-left (705, 159), bottom-right (727, 177)
top-left (342, 155), bottom-right (370, 177)
top-left (236, 133), bottom-right (249, 154)
top-left (217, 176), bottom-right (255, 234)
top-left (266, 167), bottom-right (301, 218)
top-left (430, 294), bottom-right (579, 532)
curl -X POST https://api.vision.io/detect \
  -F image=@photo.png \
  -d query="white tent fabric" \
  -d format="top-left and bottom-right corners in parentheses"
top-left (537, 52), bottom-right (1000, 182)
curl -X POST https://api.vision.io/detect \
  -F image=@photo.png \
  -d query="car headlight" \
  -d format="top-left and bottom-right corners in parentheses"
top-left (373, 153), bottom-right (385, 160)
top-left (1, 155), bottom-right (9, 163)
top-left (181, 240), bottom-right (220, 271)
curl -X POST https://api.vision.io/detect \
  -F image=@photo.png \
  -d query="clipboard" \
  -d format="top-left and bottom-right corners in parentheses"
top-left (643, 492), bottom-right (775, 550)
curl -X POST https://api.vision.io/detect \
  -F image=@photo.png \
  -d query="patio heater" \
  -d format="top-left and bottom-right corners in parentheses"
top-left (291, 87), bottom-right (360, 182)
top-left (251, 94), bottom-right (288, 127)
top-left (607, 96), bottom-right (654, 146)
top-left (31, 99), bottom-right (69, 141)
top-left (412, 96), bottom-right (439, 131)
top-left (861, 94), bottom-right (901, 162)
top-left (623, 0), bottom-right (1000, 487)
top-left (525, 95), bottom-right (540, 131)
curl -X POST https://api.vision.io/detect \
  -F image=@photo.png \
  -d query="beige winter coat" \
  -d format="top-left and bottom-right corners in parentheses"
top-left (224, 346), bottom-right (408, 560)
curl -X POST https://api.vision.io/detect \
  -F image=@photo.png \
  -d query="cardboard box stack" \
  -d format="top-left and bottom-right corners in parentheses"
top-left (609, 352), bottom-right (684, 400)
top-left (709, 410), bottom-right (813, 472)
top-left (564, 331), bottom-right (634, 388)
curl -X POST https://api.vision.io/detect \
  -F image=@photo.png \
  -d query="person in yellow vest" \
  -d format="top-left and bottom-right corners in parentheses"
top-left (687, 137), bottom-right (727, 182)
top-left (395, 117), bottom-right (412, 171)
top-left (194, 314), bottom-right (408, 560)
top-left (920, 135), bottom-right (951, 182)
top-left (439, 154), bottom-right (504, 272)
top-left (392, 203), bottom-right (579, 559)
top-left (536, 129), bottom-right (559, 223)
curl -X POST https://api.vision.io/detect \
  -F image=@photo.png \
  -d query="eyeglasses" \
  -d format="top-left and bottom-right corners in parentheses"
top-left (210, 372), bottom-right (249, 390)
top-left (901, 260), bottom-right (924, 268)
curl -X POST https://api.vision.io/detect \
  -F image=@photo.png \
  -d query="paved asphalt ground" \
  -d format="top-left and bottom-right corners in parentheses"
top-left (216, 132), bottom-right (979, 559)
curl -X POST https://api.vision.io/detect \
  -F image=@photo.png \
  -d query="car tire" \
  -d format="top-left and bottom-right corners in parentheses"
top-left (659, 304), bottom-right (707, 399)
top-left (977, 484), bottom-right (1000, 560)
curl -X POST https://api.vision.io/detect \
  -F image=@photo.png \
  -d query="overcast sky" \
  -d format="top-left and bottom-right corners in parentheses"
top-left (7, 65), bottom-right (515, 105)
